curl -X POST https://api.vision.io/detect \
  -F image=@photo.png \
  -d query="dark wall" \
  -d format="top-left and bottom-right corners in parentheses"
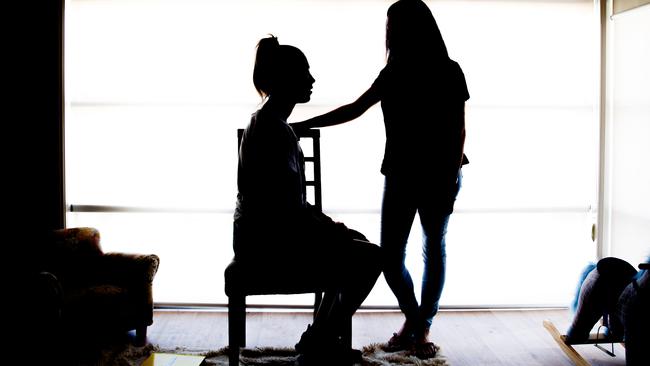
top-left (9, 0), bottom-right (65, 237)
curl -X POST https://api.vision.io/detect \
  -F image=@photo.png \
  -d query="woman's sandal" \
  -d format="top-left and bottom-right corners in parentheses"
top-left (383, 332), bottom-right (415, 352)
top-left (414, 341), bottom-right (438, 359)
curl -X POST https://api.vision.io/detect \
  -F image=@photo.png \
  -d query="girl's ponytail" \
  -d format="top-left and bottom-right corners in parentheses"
top-left (253, 35), bottom-right (280, 98)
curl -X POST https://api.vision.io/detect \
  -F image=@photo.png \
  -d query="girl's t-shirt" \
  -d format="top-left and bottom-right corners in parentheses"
top-left (372, 58), bottom-right (470, 180)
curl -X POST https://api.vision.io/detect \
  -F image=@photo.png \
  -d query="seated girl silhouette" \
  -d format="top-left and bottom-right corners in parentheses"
top-left (233, 35), bottom-right (382, 365)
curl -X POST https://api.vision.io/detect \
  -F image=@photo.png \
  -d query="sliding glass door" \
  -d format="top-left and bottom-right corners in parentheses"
top-left (66, 0), bottom-right (598, 307)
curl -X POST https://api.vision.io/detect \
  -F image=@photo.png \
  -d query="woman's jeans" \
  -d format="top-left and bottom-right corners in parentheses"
top-left (380, 170), bottom-right (462, 330)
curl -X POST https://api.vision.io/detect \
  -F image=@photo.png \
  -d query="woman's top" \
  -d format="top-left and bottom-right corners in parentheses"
top-left (372, 58), bottom-right (470, 181)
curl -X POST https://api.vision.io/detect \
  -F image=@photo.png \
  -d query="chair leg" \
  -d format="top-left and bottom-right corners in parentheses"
top-left (135, 326), bottom-right (147, 346)
top-left (313, 292), bottom-right (322, 321)
top-left (342, 314), bottom-right (352, 351)
top-left (229, 295), bottom-right (246, 366)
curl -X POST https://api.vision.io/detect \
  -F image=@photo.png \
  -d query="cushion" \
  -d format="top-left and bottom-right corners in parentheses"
top-left (565, 257), bottom-right (637, 343)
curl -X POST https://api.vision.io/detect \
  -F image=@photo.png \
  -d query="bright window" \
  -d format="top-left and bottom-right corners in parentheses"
top-left (65, 0), bottom-right (598, 307)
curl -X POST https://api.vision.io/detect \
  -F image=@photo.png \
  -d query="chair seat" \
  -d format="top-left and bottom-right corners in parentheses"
top-left (224, 259), bottom-right (327, 297)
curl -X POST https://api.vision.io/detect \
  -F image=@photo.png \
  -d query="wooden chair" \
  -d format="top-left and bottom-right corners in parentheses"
top-left (225, 128), bottom-right (351, 366)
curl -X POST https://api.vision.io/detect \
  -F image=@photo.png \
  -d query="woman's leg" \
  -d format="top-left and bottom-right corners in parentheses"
top-left (417, 169), bottom-right (462, 328)
top-left (417, 210), bottom-right (450, 328)
top-left (408, 171), bottom-right (462, 359)
top-left (381, 176), bottom-right (419, 323)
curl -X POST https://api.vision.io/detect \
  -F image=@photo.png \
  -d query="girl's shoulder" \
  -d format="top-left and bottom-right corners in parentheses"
top-left (245, 109), bottom-right (287, 140)
top-left (250, 108), bottom-right (285, 129)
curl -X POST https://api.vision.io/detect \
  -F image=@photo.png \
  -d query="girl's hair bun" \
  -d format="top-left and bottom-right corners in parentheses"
top-left (257, 35), bottom-right (280, 51)
top-left (254, 35), bottom-right (281, 98)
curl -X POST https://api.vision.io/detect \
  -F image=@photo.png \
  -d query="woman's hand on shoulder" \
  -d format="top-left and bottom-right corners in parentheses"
top-left (290, 121), bottom-right (311, 135)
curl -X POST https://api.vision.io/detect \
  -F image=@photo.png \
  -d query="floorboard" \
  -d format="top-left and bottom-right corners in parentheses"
top-left (147, 308), bottom-right (627, 366)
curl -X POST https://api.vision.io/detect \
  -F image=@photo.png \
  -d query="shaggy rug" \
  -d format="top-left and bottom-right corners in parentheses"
top-left (80, 342), bottom-right (449, 366)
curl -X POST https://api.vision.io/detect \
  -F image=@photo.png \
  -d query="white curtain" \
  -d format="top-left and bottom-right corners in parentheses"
top-left (66, 0), bottom-right (597, 306)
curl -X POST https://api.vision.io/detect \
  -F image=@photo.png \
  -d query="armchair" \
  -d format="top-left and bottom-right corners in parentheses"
top-left (35, 227), bottom-right (160, 345)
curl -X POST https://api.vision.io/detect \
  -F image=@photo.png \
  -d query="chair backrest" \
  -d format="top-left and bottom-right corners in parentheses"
top-left (237, 128), bottom-right (322, 211)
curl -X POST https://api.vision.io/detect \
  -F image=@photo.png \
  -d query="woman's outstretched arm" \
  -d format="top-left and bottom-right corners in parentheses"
top-left (291, 84), bottom-right (380, 131)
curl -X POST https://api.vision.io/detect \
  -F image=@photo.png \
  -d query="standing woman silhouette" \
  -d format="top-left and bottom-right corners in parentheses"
top-left (292, 0), bottom-right (469, 358)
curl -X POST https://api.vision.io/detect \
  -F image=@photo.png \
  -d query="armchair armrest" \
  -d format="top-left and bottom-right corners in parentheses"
top-left (36, 271), bottom-right (64, 302)
top-left (22, 271), bottom-right (64, 343)
top-left (24, 272), bottom-right (64, 326)
top-left (99, 253), bottom-right (160, 328)
top-left (100, 252), bottom-right (160, 285)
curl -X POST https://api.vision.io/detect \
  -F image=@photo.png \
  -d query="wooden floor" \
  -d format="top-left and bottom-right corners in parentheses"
top-left (147, 308), bottom-right (626, 366)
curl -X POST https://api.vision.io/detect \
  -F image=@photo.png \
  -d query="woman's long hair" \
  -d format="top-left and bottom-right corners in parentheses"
top-left (386, 0), bottom-right (449, 64)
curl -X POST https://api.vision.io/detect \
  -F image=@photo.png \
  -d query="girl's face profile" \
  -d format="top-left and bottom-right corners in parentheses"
top-left (278, 51), bottom-right (315, 104)
top-left (292, 57), bottom-right (315, 104)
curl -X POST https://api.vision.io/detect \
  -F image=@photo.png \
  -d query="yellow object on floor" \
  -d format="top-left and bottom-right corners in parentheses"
top-left (141, 352), bottom-right (205, 366)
